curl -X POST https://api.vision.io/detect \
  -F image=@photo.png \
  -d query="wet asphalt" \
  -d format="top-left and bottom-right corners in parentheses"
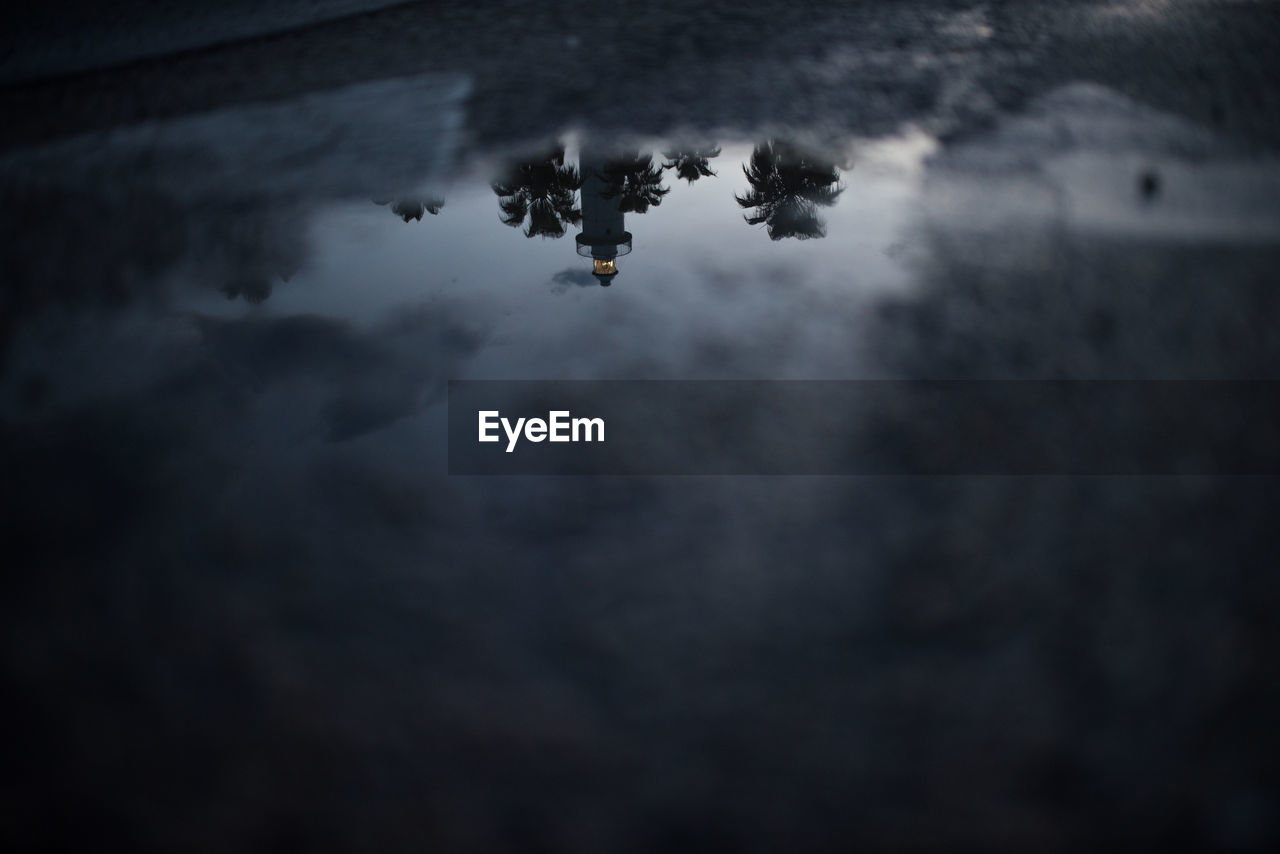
top-left (3, 2), bottom-right (1280, 852)
top-left (3, 1), bottom-right (1279, 154)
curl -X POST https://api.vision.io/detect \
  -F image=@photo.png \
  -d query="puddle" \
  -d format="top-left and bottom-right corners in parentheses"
top-left (263, 134), bottom-right (933, 381)
top-left (4, 81), bottom-right (1280, 428)
top-left (0, 118), bottom-right (941, 399)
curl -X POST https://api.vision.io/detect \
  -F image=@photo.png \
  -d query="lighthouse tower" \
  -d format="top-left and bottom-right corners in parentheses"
top-left (576, 149), bottom-right (632, 286)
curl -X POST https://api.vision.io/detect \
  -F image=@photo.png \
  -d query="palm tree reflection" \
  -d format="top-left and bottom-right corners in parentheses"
top-left (735, 141), bottom-right (843, 240)
top-left (213, 212), bottom-right (306, 304)
top-left (491, 146), bottom-right (583, 238)
top-left (221, 277), bottom-right (273, 304)
top-left (374, 196), bottom-right (445, 222)
top-left (662, 146), bottom-right (721, 184)
top-left (597, 152), bottom-right (670, 214)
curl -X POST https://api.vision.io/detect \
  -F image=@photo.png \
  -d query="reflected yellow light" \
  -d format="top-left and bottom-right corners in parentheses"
top-left (593, 259), bottom-right (617, 276)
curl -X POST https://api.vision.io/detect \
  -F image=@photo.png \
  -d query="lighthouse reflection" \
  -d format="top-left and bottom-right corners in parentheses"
top-left (491, 143), bottom-right (673, 285)
top-left (577, 147), bottom-right (676, 285)
top-left (574, 149), bottom-right (629, 285)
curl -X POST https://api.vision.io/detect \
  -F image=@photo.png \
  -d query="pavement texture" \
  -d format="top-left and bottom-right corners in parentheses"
top-left (3, 0), bottom-right (1280, 154)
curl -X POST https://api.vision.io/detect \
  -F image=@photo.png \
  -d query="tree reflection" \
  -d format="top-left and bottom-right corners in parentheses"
top-left (735, 141), bottom-right (843, 240)
top-left (211, 211), bottom-right (307, 304)
top-left (374, 196), bottom-right (445, 222)
top-left (221, 278), bottom-right (273, 304)
top-left (662, 146), bottom-right (721, 184)
top-left (596, 152), bottom-right (669, 214)
top-left (491, 146), bottom-right (583, 238)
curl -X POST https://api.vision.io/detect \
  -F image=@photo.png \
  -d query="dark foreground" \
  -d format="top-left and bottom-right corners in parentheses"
top-left (2, 2), bottom-right (1279, 851)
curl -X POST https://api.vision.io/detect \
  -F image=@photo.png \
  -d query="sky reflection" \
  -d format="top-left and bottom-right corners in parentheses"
top-left (241, 135), bottom-right (930, 382)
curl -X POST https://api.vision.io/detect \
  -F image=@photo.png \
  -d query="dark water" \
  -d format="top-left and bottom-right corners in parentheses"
top-left (3, 74), bottom-right (1280, 851)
